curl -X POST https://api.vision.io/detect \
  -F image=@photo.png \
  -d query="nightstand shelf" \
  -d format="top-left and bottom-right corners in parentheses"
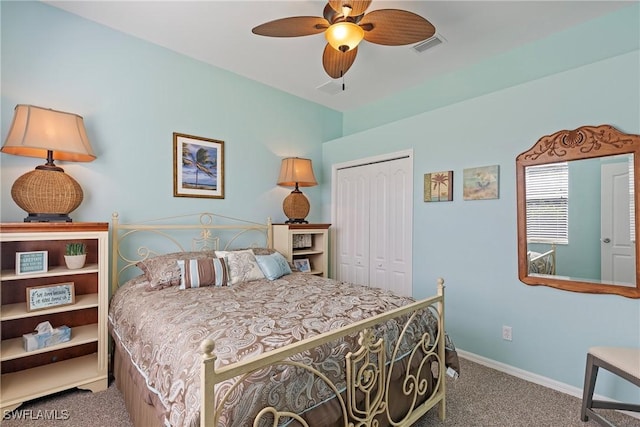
top-left (1, 354), bottom-right (103, 412)
top-left (0, 222), bottom-right (108, 414)
top-left (273, 224), bottom-right (330, 278)
top-left (1, 323), bottom-right (98, 361)
top-left (1, 263), bottom-right (99, 281)
top-left (1, 293), bottom-right (99, 321)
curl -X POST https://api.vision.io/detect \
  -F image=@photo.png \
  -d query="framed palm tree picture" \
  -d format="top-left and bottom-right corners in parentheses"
top-left (424, 171), bottom-right (453, 202)
top-left (173, 132), bottom-right (225, 199)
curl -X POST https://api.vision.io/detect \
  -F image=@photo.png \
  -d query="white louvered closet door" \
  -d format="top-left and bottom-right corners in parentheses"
top-left (335, 165), bottom-right (370, 285)
top-left (335, 155), bottom-right (412, 296)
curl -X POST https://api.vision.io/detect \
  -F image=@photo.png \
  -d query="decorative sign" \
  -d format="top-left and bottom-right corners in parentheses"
top-left (26, 282), bottom-right (75, 312)
top-left (16, 251), bottom-right (48, 275)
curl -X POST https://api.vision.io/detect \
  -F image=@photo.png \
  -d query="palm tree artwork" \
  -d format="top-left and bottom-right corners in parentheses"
top-left (424, 171), bottom-right (453, 202)
top-left (182, 143), bottom-right (217, 190)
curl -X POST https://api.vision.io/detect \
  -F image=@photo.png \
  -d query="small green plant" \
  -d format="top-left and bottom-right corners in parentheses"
top-left (65, 242), bottom-right (86, 256)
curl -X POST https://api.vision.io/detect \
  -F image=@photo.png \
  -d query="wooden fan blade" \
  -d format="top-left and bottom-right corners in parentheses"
top-left (360, 9), bottom-right (435, 45)
top-left (322, 44), bottom-right (358, 79)
top-left (252, 16), bottom-right (329, 37)
top-left (328, 1), bottom-right (372, 17)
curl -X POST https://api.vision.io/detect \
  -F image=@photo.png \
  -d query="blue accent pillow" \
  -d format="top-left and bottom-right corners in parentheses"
top-left (255, 252), bottom-right (292, 280)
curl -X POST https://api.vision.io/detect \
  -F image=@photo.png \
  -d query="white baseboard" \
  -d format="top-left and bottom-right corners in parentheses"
top-left (457, 349), bottom-right (640, 420)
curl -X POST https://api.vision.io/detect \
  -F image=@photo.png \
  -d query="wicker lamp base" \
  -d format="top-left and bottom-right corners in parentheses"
top-left (282, 189), bottom-right (310, 224)
top-left (11, 167), bottom-right (83, 222)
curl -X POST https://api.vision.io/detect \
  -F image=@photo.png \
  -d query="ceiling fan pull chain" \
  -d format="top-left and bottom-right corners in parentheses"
top-left (341, 70), bottom-right (345, 91)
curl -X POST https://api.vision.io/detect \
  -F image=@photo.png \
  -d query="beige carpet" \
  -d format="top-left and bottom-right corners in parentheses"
top-left (2, 358), bottom-right (638, 426)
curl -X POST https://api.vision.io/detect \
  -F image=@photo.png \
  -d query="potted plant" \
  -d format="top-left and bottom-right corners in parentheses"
top-left (64, 242), bottom-right (86, 270)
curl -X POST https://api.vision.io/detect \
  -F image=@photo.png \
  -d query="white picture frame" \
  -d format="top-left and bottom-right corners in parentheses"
top-left (294, 258), bottom-right (311, 273)
top-left (16, 251), bottom-right (48, 275)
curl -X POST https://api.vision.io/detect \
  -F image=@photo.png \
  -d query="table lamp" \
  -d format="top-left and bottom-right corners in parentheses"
top-left (277, 157), bottom-right (317, 224)
top-left (1, 104), bottom-right (96, 222)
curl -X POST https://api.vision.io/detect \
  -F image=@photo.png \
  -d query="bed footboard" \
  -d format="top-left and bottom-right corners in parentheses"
top-left (200, 278), bottom-right (447, 427)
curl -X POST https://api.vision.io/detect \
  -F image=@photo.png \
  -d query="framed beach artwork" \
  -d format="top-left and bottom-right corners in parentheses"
top-left (463, 165), bottom-right (499, 200)
top-left (424, 171), bottom-right (453, 202)
top-left (173, 133), bottom-right (225, 199)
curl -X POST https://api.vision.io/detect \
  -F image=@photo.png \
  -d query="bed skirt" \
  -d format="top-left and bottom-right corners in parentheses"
top-left (113, 344), bottom-right (165, 427)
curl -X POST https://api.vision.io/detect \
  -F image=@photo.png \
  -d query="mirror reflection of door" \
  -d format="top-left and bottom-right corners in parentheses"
top-left (601, 157), bottom-right (636, 286)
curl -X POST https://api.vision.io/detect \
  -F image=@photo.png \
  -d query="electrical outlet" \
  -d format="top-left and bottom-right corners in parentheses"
top-left (502, 325), bottom-right (512, 341)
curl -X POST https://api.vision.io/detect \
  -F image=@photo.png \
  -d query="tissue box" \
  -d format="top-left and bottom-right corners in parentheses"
top-left (23, 325), bottom-right (71, 352)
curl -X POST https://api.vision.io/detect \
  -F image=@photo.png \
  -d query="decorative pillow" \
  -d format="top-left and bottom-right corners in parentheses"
top-left (215, 249), bottom-right (265, 285)
top-left (137, 251), bottom-right (215, 289)
top-left (249, 248), bottom-right (299, 271)
top-left (255, 252), bottom-right (292, 280)
top-left (250, 247), bottom-right (278, 256)
top-left (177, 258), bottom-right (230, 289)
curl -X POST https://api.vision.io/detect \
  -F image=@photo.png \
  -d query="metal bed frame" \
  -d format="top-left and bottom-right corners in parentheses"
top-left (110, 212), bottom-right (447, 427)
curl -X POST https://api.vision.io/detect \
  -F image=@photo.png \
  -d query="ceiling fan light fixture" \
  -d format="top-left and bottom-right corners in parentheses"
top-left (325, 22), bottom-right (364, 52)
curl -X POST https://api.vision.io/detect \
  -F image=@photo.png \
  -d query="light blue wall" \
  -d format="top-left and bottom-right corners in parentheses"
top-left (342, 3), bottom-right (640, 136)
top-left (561, 158), bottom-right (602, 280)
top-left (323, 50), bottom-right (640, 401)
top-left (0, 1), bottom-right (342, 224)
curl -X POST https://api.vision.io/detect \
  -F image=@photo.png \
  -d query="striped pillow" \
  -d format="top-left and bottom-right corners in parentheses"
top-left (177, 258), bottom-right (230, 289)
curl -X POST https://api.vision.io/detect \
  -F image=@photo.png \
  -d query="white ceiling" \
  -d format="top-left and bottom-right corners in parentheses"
top-left (45, 1), bottom-right (631, 112)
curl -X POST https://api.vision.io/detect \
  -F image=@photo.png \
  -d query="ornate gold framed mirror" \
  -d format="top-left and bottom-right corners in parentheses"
top-left (516, 125), bottom-right (640, 298)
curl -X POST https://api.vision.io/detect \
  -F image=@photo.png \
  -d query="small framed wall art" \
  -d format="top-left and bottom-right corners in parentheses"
top-left (16, 250), bottom-right (48, 275)
top-left (173, 132), bottom-right (225, 199)
top-left (463, 165), bottom-right (499, 200)
top-left (424, 171), bottom-right (453, 202)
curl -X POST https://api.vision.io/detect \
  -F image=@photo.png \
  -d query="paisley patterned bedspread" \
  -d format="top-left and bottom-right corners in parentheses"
top-left (109, 272), bottom-right (454, 427)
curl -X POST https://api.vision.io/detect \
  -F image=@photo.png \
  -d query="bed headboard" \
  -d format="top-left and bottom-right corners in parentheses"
top-left (111, 212), bottom-right (272, 292)
top-left (527, 243), bottom-right (556, 275)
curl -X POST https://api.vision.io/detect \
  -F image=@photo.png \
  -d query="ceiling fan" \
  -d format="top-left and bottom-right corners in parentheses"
top-left (252, 1), bottom-right (436, 81)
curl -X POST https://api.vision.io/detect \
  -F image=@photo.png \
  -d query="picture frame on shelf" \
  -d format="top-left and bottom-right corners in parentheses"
top-left (293, 258), bottom-right (311, 273)
top-left (26, 282), bottom-right (75, 312)
top-left (173, 132), bottom-right (225, 199)
top-left (15, 250), bottom-right (48, 275)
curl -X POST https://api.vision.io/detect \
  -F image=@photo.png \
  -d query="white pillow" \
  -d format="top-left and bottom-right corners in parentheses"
top-left (215, 249), bottom-right (265, 284)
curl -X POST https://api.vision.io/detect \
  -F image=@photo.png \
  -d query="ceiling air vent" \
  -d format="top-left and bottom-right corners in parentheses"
top-left (412, 35), bottom-right (444, 53)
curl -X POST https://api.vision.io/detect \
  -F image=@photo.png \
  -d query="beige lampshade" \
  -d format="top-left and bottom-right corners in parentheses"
top-left (2, 104), bottom-right (96, 162)
top-left (325, 22), bottom-right (364, 52)
top-left (277, 157), bottom-right (318, 187)
top-left (277, 157), bottom-right (317, 223)
top-left (1, 104), bottom-right (96, 222)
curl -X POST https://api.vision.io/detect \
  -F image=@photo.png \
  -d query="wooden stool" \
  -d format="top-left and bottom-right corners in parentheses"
top-left (580, 347), bottom-right (640, 426)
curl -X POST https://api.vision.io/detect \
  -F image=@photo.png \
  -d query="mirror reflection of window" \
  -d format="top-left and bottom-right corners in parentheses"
top-left (525, 162), bottom-right (568, 244)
